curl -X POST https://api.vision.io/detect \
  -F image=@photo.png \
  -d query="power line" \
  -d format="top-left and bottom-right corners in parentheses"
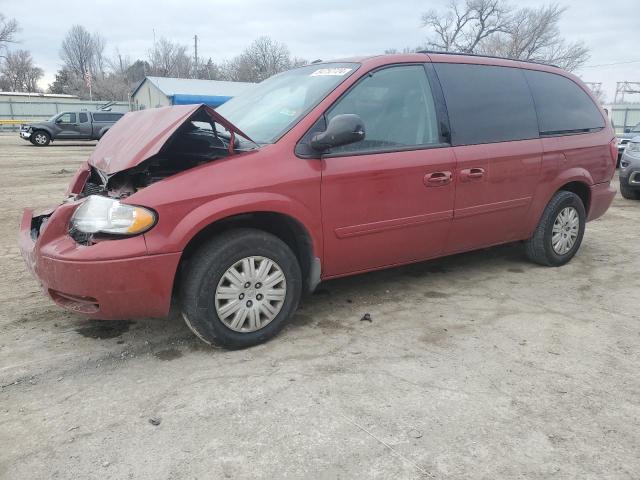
top-left (581, 59), bottom-right (640, 68)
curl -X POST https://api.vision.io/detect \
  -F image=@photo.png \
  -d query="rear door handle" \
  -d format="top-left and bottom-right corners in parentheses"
top-left (459, 167), bottom-right (485, 182)
top-left (424, 171), bottom-right (452, 187)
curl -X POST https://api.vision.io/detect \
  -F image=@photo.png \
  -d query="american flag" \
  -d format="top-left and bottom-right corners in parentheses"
top-left (84, 70), bottom-right (92, 88)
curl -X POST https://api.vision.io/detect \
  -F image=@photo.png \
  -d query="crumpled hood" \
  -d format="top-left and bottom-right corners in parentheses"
top-left (88, 103), bottom-right (253, 175)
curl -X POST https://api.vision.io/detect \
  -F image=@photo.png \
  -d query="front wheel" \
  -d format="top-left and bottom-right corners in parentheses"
top-left (180, 229), bottom-right (302, 348)
top-left (620, 183), bottom-right (640, 200)
top-left (30, 130), bottom-right (50, 146)
top-left (525, 191), bottom-right (586, 267)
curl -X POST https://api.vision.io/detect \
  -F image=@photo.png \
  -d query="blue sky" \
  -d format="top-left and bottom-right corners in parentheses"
top-left (1, 0), bottom-right (638, 102)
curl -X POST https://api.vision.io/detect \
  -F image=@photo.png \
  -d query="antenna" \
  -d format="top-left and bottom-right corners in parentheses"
top-left (194, 34), bottom-right (199, 78)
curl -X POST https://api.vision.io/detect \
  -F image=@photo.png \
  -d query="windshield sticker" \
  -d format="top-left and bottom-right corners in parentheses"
top-left (310, 68), bottom-right (352, 77)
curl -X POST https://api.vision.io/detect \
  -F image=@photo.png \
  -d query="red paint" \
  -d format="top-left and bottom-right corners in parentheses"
top-left (19, 53), bottom-right (616, 320)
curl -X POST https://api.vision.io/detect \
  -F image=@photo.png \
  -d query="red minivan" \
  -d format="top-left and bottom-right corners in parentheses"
top-left (19, 53), bottom-right (616, 347)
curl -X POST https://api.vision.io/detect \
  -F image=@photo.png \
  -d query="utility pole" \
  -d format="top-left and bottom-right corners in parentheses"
top-left (194, 34), bottom-right (198, 79)
top-left (614, 82), bottom-right (640, 104)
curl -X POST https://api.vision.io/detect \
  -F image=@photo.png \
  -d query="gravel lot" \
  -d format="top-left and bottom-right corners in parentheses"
top-left (1, 133), bottom-right (639, 479)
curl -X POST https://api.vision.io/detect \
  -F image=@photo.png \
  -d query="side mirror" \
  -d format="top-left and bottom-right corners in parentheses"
top-left (310, 114), bottom-right (365, 152)
top-left (624, 128), bottom-right (631, 133)
top-left (55, 118), bottom-right (62, 124)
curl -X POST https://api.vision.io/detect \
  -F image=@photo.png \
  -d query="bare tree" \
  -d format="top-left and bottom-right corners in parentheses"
top-left (60, 25), bottom-right (105, 77)
top-left (0, 14), bottom-right (19, 60)
top-left (422, 0), bottom-right (511, 53)
top-left (479, 4), bottom-right (588, 71)
top-left (222, 36), bottom-right (303, 82)
top-left (148, 38), bottom-right (192, 77)
top-left (0, 49), bottom-right (43, 92)
top-left (421, 1), bottom-right (589, 71)
top-left (193, 58), bottom-right (222, 80)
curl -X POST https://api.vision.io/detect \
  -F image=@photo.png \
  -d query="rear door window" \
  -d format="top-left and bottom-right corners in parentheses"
top-left (79, 113), bottom-right (88, 123)
top-left (326, 65), bottom-right (440, 154)
top-left (434, 63), bottom-right (539, 146)
top-left (524, 70), bottom-right (604, 135)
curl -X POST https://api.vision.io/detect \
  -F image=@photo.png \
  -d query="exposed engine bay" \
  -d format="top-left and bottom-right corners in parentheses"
top-left (79, 108), bottom-right (257, 200)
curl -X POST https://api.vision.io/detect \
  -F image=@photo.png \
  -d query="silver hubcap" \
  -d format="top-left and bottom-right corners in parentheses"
top-left (215, 256), bottom-right (287, 333)
top-left (35, 133), bottom-right (47, 144)
top-left (552, 206), bottom-right (579, 255)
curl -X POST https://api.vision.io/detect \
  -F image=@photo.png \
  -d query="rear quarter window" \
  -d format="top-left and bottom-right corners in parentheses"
top-left (524, 70), bottom-right (604, 135)
top-left (434, 63), bottom-right (539, 146)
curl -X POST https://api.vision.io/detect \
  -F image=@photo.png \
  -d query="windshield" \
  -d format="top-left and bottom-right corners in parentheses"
top-left (47, 114), bottom-right (60, 122)
top-left (216, 62), bottom-right (359, 144)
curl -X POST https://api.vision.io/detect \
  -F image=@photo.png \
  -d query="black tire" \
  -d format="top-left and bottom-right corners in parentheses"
top-left (30, 130), bottom-right (50, 146)
top-left (620, 182), bottom-right (640, 200)
top-left (180, 229), bottom-right (302, 348)
top-left (524, 191), bottom-right (586, 267)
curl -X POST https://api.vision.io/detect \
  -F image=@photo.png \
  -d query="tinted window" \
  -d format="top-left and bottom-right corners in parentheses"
top-left (524, 70), bottom-right (604, 135)
top-left (326, 65), bottom-right (439, 154)
top-left (93, 113), bottom-right (123, 122)
top-left (434, 63), bottom-right (539, 145)
top-left (58, 113), bottom-right (76, 124)
top-left (79, 113), bottom-right (88, 123)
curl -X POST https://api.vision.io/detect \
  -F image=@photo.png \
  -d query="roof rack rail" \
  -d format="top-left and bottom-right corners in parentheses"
top-left (416, 50), bottom-right (559, 68)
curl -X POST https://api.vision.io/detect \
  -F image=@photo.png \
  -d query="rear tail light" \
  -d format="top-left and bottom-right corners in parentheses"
top-left (609, 138), bottom-right (618, 166)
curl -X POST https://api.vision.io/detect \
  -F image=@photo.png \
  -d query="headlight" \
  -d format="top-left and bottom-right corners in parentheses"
top-left (626, 142), bottom-right (640, 154)
top-left (70, 195), bottom-right (156, 235)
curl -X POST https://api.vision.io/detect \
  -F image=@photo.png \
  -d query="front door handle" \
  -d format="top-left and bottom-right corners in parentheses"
top-left (459, 167), bottom-right (485, 182)
top-left (424, 171), bottom-right (452, 187)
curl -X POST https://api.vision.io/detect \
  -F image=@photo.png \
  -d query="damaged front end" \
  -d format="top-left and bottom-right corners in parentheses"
top-left (67, 104), bottom-right (258, 244)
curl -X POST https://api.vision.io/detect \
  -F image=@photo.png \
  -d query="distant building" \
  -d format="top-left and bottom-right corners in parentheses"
top-left (131, 76), bottom-right (254, 110)
top-left (0, 92), bottom-right (129, 131)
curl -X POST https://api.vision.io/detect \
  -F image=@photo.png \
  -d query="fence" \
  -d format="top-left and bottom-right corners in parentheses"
top-left (0, 97), bottom-right (129, 132)
top-left (607, 104), bottom-right (640, 135)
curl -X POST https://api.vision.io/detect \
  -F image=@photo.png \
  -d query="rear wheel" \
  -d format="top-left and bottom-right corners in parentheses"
top-left (30, 130), bottom-right (50, 146)
top-left (180, 229), bottom-right (302, 348)
top-left (525, 191), bottom-right (586, 267)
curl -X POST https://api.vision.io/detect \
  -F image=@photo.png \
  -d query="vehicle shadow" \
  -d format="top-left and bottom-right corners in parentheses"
top-left (20, 142), bottom-right (97, 148)
top-left (288, 242), bottom-right (528, 329)
top-left (67, 241), bottom-right (530, 358)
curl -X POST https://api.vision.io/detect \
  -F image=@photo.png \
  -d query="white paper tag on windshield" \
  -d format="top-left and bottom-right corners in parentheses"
top-left (310, 68), bottom-right (352, 77)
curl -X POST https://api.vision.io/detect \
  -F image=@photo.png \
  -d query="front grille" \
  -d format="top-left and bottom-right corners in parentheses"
top-left (30, 214), bottom-right (50, 241)
top-left (81, 181), bottom-right (105, 197)
top-left (69, 228), bottom-right (93, 245)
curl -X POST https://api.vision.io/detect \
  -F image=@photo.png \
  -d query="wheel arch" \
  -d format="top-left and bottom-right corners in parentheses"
top-left (31, 128), bottom-right (52, 139)
top-left (174, 210), bottom-right (320, 299)
top-left (525, 169), bottom-right (593, 238)
top-left (558, 181), bottom-right (590, 213)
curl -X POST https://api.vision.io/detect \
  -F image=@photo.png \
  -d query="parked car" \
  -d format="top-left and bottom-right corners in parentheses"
top-left (619, 136), bottom-right (640, 199)
top-left (616, 122), bottom-right (640, 159)
top-left (20, 111), bottom-right (125, 146)
top-left (19, 53), bottom-right (616, 348)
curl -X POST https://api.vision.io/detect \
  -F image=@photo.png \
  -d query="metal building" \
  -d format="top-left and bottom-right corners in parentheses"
top-left (131, 76), bottom-right (254, 110)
